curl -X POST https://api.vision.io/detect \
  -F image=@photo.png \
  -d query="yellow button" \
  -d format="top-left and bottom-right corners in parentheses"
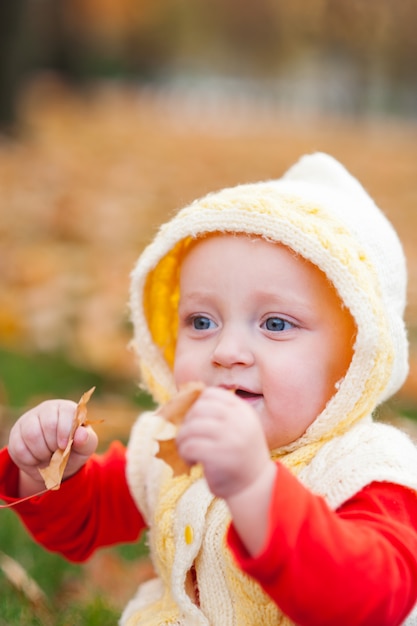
top-left (184, 525), bottom-right (194, 545)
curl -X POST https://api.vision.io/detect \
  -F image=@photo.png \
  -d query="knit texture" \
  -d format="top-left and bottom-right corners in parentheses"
top-left (122, 412), bottom-right (417, 626)
top-left (130, 152), bottom-right (408, 453)
top-left (124, 153), bottom-right (417, 625)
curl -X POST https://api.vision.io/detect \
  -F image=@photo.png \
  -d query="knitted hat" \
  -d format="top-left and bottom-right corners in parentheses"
top-left (129, 153), bottom-right (408, 451)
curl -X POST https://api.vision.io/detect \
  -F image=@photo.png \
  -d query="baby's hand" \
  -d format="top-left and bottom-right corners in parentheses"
top-left (176, 387), bottom-right (271, 500)
top-left (8, 399), bottom-right (98, 497)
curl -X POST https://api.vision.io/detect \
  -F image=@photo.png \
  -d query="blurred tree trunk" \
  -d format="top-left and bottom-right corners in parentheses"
top-left (0, 0), bottom-right (28, 134)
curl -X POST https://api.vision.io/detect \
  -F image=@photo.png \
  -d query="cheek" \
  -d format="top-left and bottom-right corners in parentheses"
top-left (173, 352), bottom-right (189, 386)
top-left (266, 352), bottom-right (330, 419)
top-left (173, 341), bottom-right (204, 386)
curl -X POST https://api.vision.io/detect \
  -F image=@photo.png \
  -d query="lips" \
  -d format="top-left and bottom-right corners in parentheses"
top-left (218, 384), bottom-right (262, 401)
top-left (234, 389), bottom-right (262, 401)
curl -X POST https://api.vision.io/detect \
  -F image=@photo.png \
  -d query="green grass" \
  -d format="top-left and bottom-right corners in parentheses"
top-left (0, 508), bottom-right (122, 625)
top-left (0, 347), bottom-right (154, 410)
top-left (398, 406), bottom-right (417, 422)
top-left (0, 508), bottom-right (79, 596)
top-left (0, 506), bottom-right (149, 624)
top-left (0, 347), bottom-right (151, 624)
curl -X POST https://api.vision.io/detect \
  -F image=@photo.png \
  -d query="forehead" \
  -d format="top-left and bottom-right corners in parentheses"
top-left (180, 233), bottom-right (326, 288)
top-left (181, 233), bottom-right (296, 272)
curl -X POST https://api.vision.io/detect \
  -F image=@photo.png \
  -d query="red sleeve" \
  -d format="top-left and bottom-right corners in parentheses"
top-left (227, 463), bottom-right (417, 626)
top-left (0, 442), bottom-right (146, 562)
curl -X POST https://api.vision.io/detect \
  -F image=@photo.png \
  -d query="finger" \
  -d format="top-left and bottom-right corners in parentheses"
top-left (50, 400), bottom-right (78, 450)
top-left (176, 435), bottom-right (208, 466)
top-left (177, 418), bottom-right (226, 457)
top-left (17, 415), bottom-right (51, 465)
top-left (72, 425), bottom-right (98, 457)
top-left (177, 420), bottom-right (220, 452)
top-left (19, 400), bottom-right (75, 455)
top-left (8, 420), bottom-right (38, 468)
top-left (64, 426), bottom-right (99, 478)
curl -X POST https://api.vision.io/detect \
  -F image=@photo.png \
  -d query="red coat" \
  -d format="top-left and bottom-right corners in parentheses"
top-left (1, 442), bottom-right (417, 626)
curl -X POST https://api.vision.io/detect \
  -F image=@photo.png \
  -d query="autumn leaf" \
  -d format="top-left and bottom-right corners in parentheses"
top-left (38, 387), bottom-right (96, 490)
top-left (155, 381), bottom-right (205, 476)
top-left (156, 440), bottom-right (192, 477)
top-left (157, 381), bottom-right (205, 425)
top-left (0, 551), bottom-right (47, 607)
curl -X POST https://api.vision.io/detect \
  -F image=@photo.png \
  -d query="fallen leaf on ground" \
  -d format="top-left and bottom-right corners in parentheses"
top-left (38, 387), bottom-right (96, 490)
top-left (155, 381), bottom-right (205, 476)
top-left (0, 550), bottom-right (48, 607)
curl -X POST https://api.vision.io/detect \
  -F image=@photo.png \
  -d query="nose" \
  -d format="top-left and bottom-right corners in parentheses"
top-left (211, 326), bottom-right (254, 368)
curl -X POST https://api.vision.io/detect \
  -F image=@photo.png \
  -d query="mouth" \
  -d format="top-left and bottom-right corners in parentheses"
top-left (234, 388), bottom-right (263, 402)
top-left (218, 384), bottom-right (263, 402)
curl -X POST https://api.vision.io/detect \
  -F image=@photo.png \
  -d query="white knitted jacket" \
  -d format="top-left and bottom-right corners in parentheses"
top-left (121, 153), bottom-right (417, 625)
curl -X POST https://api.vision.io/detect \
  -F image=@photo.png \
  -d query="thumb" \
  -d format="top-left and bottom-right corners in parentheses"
top-left (72, 425), bottom-right (99, 457)
top-left (63, 425), bottom-right (99, 480)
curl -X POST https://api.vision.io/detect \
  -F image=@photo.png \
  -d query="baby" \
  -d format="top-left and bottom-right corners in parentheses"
top-left (2, 153), bottom-right (417, 625)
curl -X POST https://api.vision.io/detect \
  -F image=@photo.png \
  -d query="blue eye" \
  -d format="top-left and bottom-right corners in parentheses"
top-left (263, 317), bottom-right (293, 332)
top-left (191, 316), bottom-right (215, 330)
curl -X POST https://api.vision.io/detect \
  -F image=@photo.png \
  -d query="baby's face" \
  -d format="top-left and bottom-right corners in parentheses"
top-left (174, 235), bottom-right (356, 449)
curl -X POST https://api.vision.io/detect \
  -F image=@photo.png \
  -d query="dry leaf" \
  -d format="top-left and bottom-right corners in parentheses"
top-left (38, 387), bottom-right (96, 490)
top-left (155, 381), bottom-right (205, 476)
top-left (0, 551), bottom-right (47, 607)
top-left (157, 381), bottom-right (205, 426)
top-left (156, 439), bottom-right (192, 477)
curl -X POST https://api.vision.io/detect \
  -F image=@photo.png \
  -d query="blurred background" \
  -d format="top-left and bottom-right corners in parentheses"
top-left (0, 0), bottom-right (416, 623)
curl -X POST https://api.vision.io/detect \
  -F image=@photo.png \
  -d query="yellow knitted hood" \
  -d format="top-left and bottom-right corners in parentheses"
top-left (129, 152), bottom-right (408, 454)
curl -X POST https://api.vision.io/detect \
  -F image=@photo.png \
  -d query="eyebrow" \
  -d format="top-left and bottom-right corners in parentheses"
top-left (179, 288), bottom-right (311, 312)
